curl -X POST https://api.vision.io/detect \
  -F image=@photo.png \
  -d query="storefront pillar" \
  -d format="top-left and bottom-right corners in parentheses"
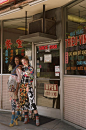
top-left (1, 20), bottom-right (3, 109)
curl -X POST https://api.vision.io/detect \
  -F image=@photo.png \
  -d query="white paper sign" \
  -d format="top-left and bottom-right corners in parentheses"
top-left (55, 66), bottom-right (60, 72)
top-left (55, 73), bottom-right (59, 76)
top-left (44, 54), bottom-right (52, 63)
top-left (37, 68), bottom-right (40, 72)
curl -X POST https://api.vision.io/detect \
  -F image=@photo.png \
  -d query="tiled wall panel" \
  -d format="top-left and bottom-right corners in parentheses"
top-left (2, 75), bottom-right (11, 110)
top-left (64, 76), bottom-right (86, 129)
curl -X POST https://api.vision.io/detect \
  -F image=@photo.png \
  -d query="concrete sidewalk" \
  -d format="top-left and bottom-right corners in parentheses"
top-left (0, 111), bottom-right (81, 130)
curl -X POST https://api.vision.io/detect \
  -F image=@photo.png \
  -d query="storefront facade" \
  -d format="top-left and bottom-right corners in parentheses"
top-left (64, 0), bottom-right (86, 129)
top-left (0, 6), bottom-right (63, 120)
top-left (0, 0), bottom-right (86, 129)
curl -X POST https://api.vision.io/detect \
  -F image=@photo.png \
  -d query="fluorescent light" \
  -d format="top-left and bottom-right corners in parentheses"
top-left (0, 8), bottom-right (21, 17)
top-left (68, 15), bottom-right (86, 23)
top-left (17, 27), bottom-right (28, 31)
top-left (29, 0), bottom-right (47, 6)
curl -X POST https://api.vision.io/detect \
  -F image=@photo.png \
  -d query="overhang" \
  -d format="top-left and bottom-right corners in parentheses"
top-left (19, 32), bottom-right (57, 43)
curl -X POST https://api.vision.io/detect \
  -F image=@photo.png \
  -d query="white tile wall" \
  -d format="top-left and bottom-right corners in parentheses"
top-left (64, 76), bottom-right (86, 129)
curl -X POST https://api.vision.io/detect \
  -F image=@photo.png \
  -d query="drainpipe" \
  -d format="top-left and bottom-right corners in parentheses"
top-left (1, 21), bottom-right (3, 109)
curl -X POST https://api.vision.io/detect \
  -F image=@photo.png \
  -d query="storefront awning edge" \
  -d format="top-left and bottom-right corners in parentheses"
top-left (19, 32), bottom-right (57, 43)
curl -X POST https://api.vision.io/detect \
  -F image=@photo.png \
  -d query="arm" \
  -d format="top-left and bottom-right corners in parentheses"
top-left (15, 68), bottom-right (22, 95)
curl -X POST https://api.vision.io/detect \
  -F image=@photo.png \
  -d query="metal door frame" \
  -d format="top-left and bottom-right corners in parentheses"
top-left (33, 40), bottom-right (63, 119)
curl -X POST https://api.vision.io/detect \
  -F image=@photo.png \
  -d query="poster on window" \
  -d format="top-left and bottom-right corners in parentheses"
top-left (44, 54), bottom-right (52, 63)
top-left (44, 84), bottom-right (58, 98)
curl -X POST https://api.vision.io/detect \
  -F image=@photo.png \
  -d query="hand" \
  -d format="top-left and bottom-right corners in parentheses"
top-left (15, 89), bottom-right (18, 95)
top-left (26, 85), bottom-right (29, 93)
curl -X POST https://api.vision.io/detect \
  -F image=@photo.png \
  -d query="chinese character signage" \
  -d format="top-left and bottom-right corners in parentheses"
top-left (5, 39), bottom-right (24, 64)
top-left (44, 84), bottom-right (58, 98)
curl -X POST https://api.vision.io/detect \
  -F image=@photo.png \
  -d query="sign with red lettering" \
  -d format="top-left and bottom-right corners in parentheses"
top-left (16, 39), bottom-right (23, 48)
top-left (44, 84), bottom-right (58, 98)
top-left (39, 44), bottom-right (58, 51)
top-left (65, 52), bottom-right (68, 64)
top-left (5, 39), bottom-right (12, 49)
top-left (65, 34), bottom-right (86, 48)
top-left (0, 0), bottom-right (15, 5)
top-left (0, 0), bottom-right (9, 5)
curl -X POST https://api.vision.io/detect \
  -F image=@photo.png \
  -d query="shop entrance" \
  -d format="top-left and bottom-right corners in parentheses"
top-left (34, 42), bottom-right (61, 119)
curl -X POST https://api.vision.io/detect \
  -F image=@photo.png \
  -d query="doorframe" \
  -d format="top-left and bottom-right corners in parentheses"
top-left (33, 41), bottom-right (63, 119)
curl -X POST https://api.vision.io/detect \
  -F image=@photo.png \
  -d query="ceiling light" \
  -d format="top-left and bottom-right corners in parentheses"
top-left (68, 15), bottom-right (86, 23)
top-left (0, 7), bottom-right (21, 17)
top-left (17, 27), bottom-right (28, 31)
top-left (29, 0), bottom-right (47, 6)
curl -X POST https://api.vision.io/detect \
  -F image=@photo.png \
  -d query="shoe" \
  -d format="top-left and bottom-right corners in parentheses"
top-left (9, 119), bottom-right (18, 127)
top-left (24, 116), bottom-right (29, 124)
top-left (36, 116), bottom-right (40, 126)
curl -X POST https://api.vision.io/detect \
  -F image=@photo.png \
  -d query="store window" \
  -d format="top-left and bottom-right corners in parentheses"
top-left (65, 0), bottom-right (86, 75)
top-left (3, 18), bottom-right (32, 74)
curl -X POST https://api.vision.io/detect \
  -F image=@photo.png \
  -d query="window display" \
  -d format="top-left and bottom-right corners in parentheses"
top-left (65, 0), bottom-right (86, 75)
top-left (3, 20), bottom-right (32, 74)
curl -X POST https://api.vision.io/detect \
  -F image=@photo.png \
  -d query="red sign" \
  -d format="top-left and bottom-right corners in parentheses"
top-left (5, 39), bottom-right (12, 49)
top-left (65, 34), bottom-right (86, 48)
top-left (65, 52), bottom-right (68, 64)
top-left (16, 39), bottom-right (23, 48)
top-left (44, 84), bottom-right (58, 98)
top-left (39, 45), bottom-right (57, 51)
top-left (0, 0), bottom-right (15, 6)
top-left (0, 0), bottom-right (9, 5)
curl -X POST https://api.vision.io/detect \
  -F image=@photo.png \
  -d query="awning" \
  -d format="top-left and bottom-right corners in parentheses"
top-left (19, 32), bottom-right (57, 43)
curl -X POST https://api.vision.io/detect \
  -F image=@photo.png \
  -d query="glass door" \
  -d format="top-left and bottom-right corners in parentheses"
top-left (35, 42), bottom-right (61, 119)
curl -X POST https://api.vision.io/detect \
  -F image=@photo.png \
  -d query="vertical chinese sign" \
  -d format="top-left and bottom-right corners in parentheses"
top-left (5, 39), bottom-right (12, 64)
top-left (44, 84), bottom-right (58, 98)
top-left (5, 39), bottom-right (24, 64)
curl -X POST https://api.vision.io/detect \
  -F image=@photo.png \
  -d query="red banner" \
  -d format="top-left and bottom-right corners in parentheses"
top-left (44, 84), bottom-right (58, 98)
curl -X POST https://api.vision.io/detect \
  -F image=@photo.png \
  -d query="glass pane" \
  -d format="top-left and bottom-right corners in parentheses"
top-left (0, 22), bottom-right (1, 73)
top-left (3, 18), bottom-right (32, 74)
top-left (65, 0), bottom-right (86, 75)
top-left (36, 43), bottom-right (60, 79)
top-left (36, 79), bottom-right (60, 109)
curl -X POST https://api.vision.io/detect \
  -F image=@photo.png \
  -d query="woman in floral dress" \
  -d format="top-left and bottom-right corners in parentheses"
top-left (20, 56), bottom-right (40, 126)
top-left (8, 55), bottom-right (22, 127)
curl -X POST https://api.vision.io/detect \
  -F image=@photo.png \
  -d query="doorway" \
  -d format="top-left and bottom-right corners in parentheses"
top-left (34, 42), bottom-right (61, 119)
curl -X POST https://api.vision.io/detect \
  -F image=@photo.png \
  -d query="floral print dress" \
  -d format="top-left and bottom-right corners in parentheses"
top-left (20, 65), bottom-right (35, 110)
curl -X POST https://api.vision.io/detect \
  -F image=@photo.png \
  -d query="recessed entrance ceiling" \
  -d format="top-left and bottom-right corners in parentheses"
top-left (0, 0), bottom-right (73, 20)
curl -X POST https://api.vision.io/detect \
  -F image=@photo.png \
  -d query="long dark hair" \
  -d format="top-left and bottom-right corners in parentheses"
top-left (11, 55), bottom-right (22, 68)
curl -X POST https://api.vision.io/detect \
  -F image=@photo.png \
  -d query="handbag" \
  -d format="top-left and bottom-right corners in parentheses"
top-left (7, 76), bottom-right (17, 92)
top-left (7, 65), bottom-right (19, 92)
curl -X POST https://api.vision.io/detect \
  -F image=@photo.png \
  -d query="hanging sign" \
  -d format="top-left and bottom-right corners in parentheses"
top-left (44, 84), bottom-right (58, 98)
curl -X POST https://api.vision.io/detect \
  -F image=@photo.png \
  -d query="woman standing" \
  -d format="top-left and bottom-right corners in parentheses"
top-left (8, 55), bottom-right (22, 127)
top-left (20, 56), bottom-right (40, 126)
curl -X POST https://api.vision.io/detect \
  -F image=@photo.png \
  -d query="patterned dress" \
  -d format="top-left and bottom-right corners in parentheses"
top-left (20, 65), bottom-right (36, 110)
top-left (8, 65), bottom-right (22, 112)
